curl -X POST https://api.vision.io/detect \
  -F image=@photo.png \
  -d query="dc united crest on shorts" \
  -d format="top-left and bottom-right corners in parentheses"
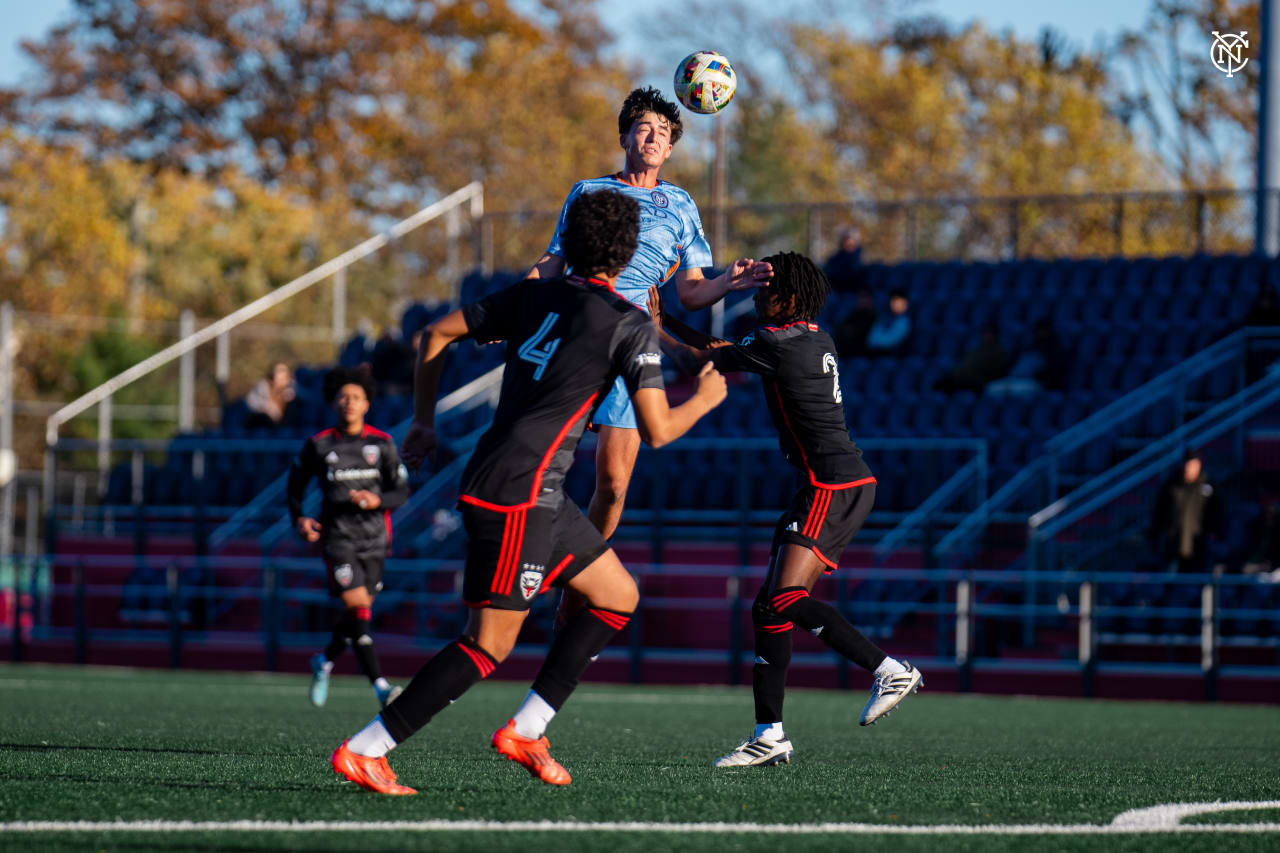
top-left (334, 564), bottom-right (354, 588)
top-left (519, 564), bottom-right (545, 600)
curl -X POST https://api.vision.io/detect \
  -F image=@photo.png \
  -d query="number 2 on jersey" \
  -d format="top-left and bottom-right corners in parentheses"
top-left (822, 353), bottom-right (842, 404)
top-left (519, 312), bottom-right (562, 380)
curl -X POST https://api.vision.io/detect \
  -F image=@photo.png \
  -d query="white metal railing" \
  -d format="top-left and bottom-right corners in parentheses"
top-left (43, 181), bottom-right (483, 449)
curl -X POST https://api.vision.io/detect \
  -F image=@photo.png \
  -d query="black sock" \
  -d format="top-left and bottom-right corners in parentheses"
top-left (768, 586), bottom-right (886, 672)
top-left (323, 614), bottom-right (351, 662)
top-left (751, 618), bottom-right (794, 726)
top-left (347, 607), bottom-right (383, 683)
top-left (530, 606), bottom-right (631, 710)
top-left (380, 635), bottom-right (497, 743)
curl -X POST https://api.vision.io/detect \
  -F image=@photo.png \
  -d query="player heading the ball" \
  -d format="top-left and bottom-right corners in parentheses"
top-left (328, 188), bottom-right (727, 794)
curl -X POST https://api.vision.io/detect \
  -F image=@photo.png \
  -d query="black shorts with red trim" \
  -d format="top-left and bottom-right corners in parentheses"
top-left (459, 497), bottom-right (609, 611)
top-left (772, 479), bottom-right (876, 571)
top-left (322, 542), bottom-right (385, 597)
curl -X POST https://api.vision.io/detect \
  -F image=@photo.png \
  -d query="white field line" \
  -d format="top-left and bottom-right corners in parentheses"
top-left (2, 816), bottom-right (1280, 836)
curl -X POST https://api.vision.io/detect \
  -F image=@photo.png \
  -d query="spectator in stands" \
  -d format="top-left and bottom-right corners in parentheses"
top-left (933, 323), bottom-right (1009, 392)
top-left (824, 227), bottom-right (865, 292)
top-left (1150, 450), bottom-right (1224, 574)
top-left (1242, 501), bottom-right (1280, 575)
top-left (833, 287), bottom-right (877, 356)
top-left (1244, 283), bottom-right (1280, 328)
top-left (245, 362), bottom-right (297, 430)
top-left (987, 319), bottom-right (1067, 395)
top-left (865, 289), bottom-right (912, 356)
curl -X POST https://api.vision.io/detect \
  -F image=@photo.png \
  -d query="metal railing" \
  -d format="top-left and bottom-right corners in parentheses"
top-left (936, 329), bottom-right (1280, 564)
top-left (8, 554), bottom-right (1275, 697)
top-left (480, 188), bottom-right (1267, 273)
top-left (41, 182), bottom-right (485, 503)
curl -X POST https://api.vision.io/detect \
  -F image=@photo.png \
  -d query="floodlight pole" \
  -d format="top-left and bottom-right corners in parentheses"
top-left (1258, 0), bottom-right (1280, 256)
top-left (711, 116), bottom-right (728, 339)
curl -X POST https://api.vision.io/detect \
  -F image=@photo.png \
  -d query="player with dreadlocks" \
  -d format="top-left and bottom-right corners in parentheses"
top-left (652, 251), bottom-right (924, 767)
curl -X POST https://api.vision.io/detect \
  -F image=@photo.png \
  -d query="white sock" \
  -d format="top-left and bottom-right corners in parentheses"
top-left (511, 690), bottom-right (557, 740)
top-left (875, 656), bottom-right (907, 677)
top-left (320, 659), bottom-right (335, 674)
top-left (347, 715), bottom-right (397, 758)
top-left (373, 677), bottom-right (391, 693)
top-left (754, 722), bottom-right (785, 741)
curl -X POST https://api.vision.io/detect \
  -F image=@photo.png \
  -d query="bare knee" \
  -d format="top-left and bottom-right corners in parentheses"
top-left (587, 571), bottom-right (639, 614)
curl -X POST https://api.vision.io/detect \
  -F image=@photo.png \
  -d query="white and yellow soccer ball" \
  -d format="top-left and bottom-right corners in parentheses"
top-left (673, 50), bottom-right (737, 115)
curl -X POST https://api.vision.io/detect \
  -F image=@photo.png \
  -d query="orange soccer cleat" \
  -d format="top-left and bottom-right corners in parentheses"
top-left (330, 740), bottom-right (417, 795)
top-left (491, 720), bottom-right (572, 786)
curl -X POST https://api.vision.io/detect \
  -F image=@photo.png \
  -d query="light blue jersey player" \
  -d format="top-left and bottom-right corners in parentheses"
top-left (528, 87), bottom-right (772, 542)
top-left (544, 176), bottom-right (713, 429)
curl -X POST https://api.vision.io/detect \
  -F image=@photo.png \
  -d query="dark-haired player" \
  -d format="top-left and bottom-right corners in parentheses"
top-left (527, 85), bottom-right (770, 542)
top-left (327, 188), bottom-right (727, 795)
top-left (287, 368), bottom-right (409, 709)
top-left (654, 252), bottom-right (923, 768)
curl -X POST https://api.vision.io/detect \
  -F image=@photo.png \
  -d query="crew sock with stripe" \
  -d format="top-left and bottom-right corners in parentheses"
top-left (768, 586), bottom-right (886, 672)
top-left (524, 605), bottom-right (632, 730)
top-left (378, 635), bottom-right (498, 744)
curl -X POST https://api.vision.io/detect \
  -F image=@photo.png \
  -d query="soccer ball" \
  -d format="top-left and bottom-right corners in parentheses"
top-left (673, 51), bottom-right (737, 115)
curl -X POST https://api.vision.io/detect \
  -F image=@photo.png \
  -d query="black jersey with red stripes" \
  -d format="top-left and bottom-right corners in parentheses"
top-left (711, 320), bottom-right (873, 488)
top-left (458, 275), bottom-right (664, 510)
top-left (286, 425), bottom-right (410, 549)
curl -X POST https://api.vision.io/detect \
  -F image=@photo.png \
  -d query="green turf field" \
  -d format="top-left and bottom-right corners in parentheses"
top-left (0, 664), bottom-right (1277, 852)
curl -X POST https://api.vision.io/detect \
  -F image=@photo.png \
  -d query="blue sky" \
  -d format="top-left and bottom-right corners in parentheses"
top-left (0, 0), bottom-right (1155, 87)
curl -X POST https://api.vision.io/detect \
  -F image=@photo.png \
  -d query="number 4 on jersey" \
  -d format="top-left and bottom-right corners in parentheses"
top-left (519, 312), bottom-right (562, 380)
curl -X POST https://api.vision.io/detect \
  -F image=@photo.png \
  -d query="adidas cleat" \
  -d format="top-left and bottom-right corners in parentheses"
top-left (713, 736), bottom-right (794, 767)
top-left (330, 741), bottom-right (416, 795)
top-left (376, 683), bottom-right (403, 708)
top-left (859, 661), bottom-right (923, 726)
top-left (491, 719), bottom-right (571, 785)
top-left (309, 653), bottom-right (330, 707)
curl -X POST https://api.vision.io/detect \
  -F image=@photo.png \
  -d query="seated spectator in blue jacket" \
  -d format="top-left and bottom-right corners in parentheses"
top-left (824, 227), bottom-right (865, 292)
top-left (865, 289), bottom-right (911, 356)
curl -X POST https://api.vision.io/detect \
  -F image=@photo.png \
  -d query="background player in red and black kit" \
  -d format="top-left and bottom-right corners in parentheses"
top-left (327, 188), bottom-right (726, 795)
top-left (287, 368), bottom-right (409, 709)
top-left (655, 252), bottom-right (924, 768)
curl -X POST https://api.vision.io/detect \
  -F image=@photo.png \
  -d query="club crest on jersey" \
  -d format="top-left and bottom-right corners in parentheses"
top-left (650, 189), bottom-right (669, 208)
top-left (334, 564), bottom-right (354, 587)
top-left (518, 564), bottom-right (545, 600)
top-left (324, 451), bottom-right (340, 465)
top-left (362, 444), bottom-right (381, 465)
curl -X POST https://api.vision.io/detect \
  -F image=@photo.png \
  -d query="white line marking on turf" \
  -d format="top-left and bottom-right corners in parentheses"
top-left (2, 817), bottom-right (1279, 835)
top-left (1111, 801), bottom-right (1280, 829)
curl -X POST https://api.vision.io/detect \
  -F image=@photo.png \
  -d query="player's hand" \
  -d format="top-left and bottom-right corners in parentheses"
top-left (296, 517), bottom-right (322, 543)
top-left (725, 258), bottom-right (773, 291)
top-left (695, 361), bottom-right (728, 407)
top-left (647, 285), bottom-right (663, 329)
top-left (401, 420), bottom-right (437, 470)
top-left (349, 489), bottom-right (381, 511)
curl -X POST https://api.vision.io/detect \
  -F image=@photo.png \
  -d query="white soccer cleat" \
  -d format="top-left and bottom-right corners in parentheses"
top-left (309, 653), bottom-right (330, 708)
top-left (859, 661), bottom-right (923, 726)
top-left (713, 736), bottom-right (794, 767)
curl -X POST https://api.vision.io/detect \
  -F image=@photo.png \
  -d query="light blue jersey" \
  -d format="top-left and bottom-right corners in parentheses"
top-left (546, 176), bottom-right (714, 311)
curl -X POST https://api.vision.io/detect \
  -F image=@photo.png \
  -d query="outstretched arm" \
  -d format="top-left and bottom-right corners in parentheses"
top-left (402, 309), bottom-right (472, 470)
top-left (648, 285), bottom-right (730, 376)
top-left (631, 363), bottom-right (727, 448)
top-left (673, 259), bottom-right (773, 311)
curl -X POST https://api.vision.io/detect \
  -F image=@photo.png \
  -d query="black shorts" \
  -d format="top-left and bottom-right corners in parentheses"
top-left (772, 480), bottom-right (876, 571)
top-left (459, 498), bottom-right (609, 611)
top-left (323, 543), bottom-right (385, 597)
